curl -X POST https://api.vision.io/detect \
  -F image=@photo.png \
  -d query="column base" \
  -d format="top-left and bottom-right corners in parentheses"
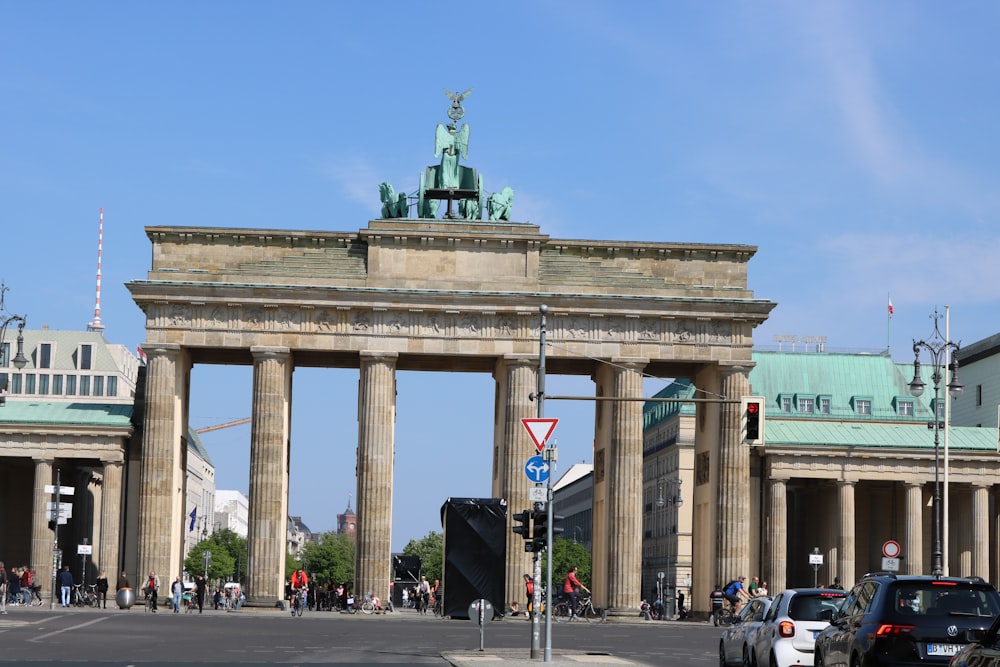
top-left (603, 607), bottom-right (641, 622)
top-left (244, 596), bottom-right (284, 610)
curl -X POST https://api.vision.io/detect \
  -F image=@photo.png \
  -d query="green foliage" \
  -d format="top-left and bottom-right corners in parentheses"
top-left (542, 537), bottom-right (592, 589)
top-left (183, 529), bottom-right (246, 585)
top-left (401, 531), bottom-right (443, 583)
top-left (299, 532), bottom-right (355, 587)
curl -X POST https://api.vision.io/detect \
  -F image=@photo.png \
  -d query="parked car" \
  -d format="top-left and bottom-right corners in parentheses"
top-left (751, 587), bottom-right (847, 667)
top-left (720, 596), bottom-right (773, 667)
top-left (949, 610), bottom-right (1000, 667)
top-left (814, 573), bottom-right (1000, 667)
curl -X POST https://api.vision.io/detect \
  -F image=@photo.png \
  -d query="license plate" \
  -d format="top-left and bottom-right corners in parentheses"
top-left (927, 643), bottom-right (962, 656)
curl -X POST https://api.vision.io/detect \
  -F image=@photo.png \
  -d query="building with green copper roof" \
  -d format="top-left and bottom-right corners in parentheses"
top-left (639, 348), bottom-right (999, 612)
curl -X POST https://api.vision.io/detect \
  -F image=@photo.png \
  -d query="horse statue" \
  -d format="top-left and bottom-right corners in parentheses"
top-left (379, 182), bottom-right (409, 219)
top-left (487, 186), bottom-right (514, 221)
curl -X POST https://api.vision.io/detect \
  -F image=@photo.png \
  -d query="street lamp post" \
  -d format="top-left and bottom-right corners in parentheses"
top-left (908, 309), bottom-right (962, 577)
top-left (655, 478), bottom-right (683, 617)
top-left (0, 283), bottom-right (28, 404)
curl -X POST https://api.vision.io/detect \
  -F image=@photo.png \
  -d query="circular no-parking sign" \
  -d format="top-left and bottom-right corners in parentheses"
top-left (882, 540), bottom-right (901, 558)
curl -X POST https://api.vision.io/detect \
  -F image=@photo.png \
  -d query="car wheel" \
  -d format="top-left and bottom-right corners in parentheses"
top-left (770, 650), bottom-right (778, 667)
top-left (742, 646), bottom-right (751, 667)
top-left (719, 641), bottom-right (727, 667)
top-left (814, 649), bottom-right (824, 667)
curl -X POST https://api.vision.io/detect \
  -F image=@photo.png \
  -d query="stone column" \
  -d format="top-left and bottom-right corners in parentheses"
top-left (246, 346), bottom-right (293, 606)
top-left (99, 459), bottom-right (124, 576)
top-left (355, 352), bottom-right (396, 603)
top-left (904, 483), bottom-right (923, 575)
top-left (972, 484), bottom-right (990, 579)
top-left (767, 477), bottom-right (787, 594)
top-left (837, 481), bottom-right (856, 587)
top-left (137, 343), bottom-right (190, 585)
top-left (716, 367), bottom-right (752, 588)
top-left (492, 356), bottom-right (537, 608)
top-left (600, 359), bottom-right (646, 620)
top-left (31, 458), bottom-right (54, 597)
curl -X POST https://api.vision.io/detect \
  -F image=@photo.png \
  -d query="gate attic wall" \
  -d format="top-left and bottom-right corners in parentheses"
top-left (127, 218), bottom-right (775, 612)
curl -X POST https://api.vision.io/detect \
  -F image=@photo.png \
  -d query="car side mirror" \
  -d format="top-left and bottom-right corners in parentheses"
top-left (817, 608), bottom-right (834, 622)
top-left (964, 628), bottom-right (986, 643)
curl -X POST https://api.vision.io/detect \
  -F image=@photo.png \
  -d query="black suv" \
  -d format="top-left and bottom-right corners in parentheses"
top-left (813, 573), bottom-right (1000, 667)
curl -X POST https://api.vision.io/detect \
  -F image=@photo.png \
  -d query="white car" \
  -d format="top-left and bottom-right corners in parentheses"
top-left (720, 596), bottom-right (773, 667)
top-left (750, 588), bottom-right (846, 667)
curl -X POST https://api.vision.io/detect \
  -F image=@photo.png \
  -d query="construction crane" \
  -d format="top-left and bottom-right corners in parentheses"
top-left (194, 417), bottom-right (251, 434)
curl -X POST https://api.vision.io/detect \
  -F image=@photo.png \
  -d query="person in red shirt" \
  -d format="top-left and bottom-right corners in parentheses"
top-left (290, 567), bottom-right (308, 616)
top-left (562, 566), bottom-right (590, 619)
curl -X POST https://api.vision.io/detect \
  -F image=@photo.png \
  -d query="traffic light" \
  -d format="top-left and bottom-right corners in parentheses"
top-left (512, 509), bottom-right (533, 542)
top-left (741, 396), bottom-right (765, 443)
top-left (531, 510), bottom-right (564, 551)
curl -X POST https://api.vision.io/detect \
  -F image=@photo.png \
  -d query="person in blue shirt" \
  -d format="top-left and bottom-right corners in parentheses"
top-left (58, 565), bottom-right (74, 607)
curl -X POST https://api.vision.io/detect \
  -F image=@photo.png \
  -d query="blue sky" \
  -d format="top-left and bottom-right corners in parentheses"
top-left (3, 2), bottom-right (999, 550)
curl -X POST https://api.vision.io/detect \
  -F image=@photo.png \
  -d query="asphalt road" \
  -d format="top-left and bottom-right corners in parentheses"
top-left (0, 604), bottom-right (723, 666)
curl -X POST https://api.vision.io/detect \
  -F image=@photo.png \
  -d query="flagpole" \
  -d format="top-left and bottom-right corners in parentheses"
top-left (887, 293), bottom-right (892, 354)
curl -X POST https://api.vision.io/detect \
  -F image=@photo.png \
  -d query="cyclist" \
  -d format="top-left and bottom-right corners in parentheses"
top-left (290, 567), bottom-right (308, 616)
top-left (563, 566), bottom-right (590, 619)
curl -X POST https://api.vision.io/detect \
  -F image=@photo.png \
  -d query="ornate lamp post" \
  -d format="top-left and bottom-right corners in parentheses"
top-left (908, 309), bottom-right (962, 577)
top-left (0, 283), bottom-right (28, 402)
top-left (656, 478), bottom-right (683, 617)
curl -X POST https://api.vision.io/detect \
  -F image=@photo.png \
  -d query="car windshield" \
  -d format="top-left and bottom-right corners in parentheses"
top-left (788, 592), bottom-right (846, 621)
top-left (892, 583), bottom-right (1000, 618)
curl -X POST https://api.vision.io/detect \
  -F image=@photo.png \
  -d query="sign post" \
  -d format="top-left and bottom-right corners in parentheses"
top-left (881, 540), bottom-right (901, 572)
top-left (809, 547), bottom-right (824, 587)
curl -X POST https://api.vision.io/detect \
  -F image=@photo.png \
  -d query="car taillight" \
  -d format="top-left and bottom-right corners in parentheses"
top-left (779, 620), bottom-right (795, 637)
top-left (876, 624), bottom-right (916, 636)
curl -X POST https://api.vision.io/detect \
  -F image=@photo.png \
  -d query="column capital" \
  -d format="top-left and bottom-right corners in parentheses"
top-left (717, 360), bottom-right (756, 374)
top-left (609, 358), bottom-right (649, 374)
top-left (100, 455), bottom-right (125, 465)
top-left (250, 345), bottom-right (291, 361)
top-left (500, 354), bottom-right (535, 366)
top-left (32, 456), bottom-right (54, 464)
top-left (359, 351), bottom-right (398, 367)
top-left (141, 342), bottom-right (182, 358)
top-left (837, 479), bottom-right (857, 488)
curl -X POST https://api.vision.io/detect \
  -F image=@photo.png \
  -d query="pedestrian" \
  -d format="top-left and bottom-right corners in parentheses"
top-left (639, 599), bottom-right (652, 620)
top-left (757, 581), bottom-right (768, 597)
top-left (59, 565), bottom-right (74, 607)
top-left (523, 573), bottom-right (534, 617)
top-left (213, 587), bottom-right (221, 610)
top-left (829, 576), bottom-right (844, 590)
top-left (195, 574), bottom-right (207, 613)
top-left (748, 576), bottom-right (760, 597)
top-left (18, 566), bottom-right (32, 605)
top-left (562, 565), bottom-right (590, 619)
top-left (171, 576), bottom-right (184, 613)
top-left (29, 568), bottom-right (43, 605)
top-left (96, 570), bottom-right (109, 608)
top-left (677, 590), bottom-right (688, 619)
top-left (0, 561), bottom-right (8, 615)
top-left (709, 584), bottom-right (725, 625)
top-left (116, 570), bottom-right (130, 591)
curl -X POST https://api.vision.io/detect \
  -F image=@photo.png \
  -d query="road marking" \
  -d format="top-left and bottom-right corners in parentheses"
top-left (29, 616), bottom-right (110, 642)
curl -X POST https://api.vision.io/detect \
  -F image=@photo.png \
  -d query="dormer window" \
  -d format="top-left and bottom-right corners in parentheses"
top-left (779, 395), bottom-right (793, 413)
top-left (39, 342), bottom-right (53, 369)
top-left (851, 396), bottom-right (873, 416)
top-left (892, 397), bottom-right (914, 417)
top-left (818, 395), bottom-right (832, 414)
top-left (797, 397), bottom-right (815, 414)
top-left (79, 344), bottom-right (93, 370)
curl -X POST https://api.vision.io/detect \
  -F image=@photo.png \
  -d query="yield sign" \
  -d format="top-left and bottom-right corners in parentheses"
top-left (521, 418), bottom-right (558, 452)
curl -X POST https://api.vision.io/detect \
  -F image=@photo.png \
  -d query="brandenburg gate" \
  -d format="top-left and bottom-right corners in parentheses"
top-left (126, 93), bottom-right (774, 614)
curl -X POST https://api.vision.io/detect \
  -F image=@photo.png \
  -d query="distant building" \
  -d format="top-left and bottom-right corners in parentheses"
top-left (184, 430), bottom-right (216, 556)
top-left (337, 500), bottom-right (357, 542)
top-left (215, 490), bottom-right (249, 538)
top-left (552, 463), bottom-right (593, 549)
top-left (954, 333), bottom-right (1000, 429)
top-left (288, 515), bottom-right (313, 556)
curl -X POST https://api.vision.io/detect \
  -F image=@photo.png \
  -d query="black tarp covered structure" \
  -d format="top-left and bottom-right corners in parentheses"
top-left (440, 497), bottom-right (507, 619)
top-left (391, 553), bottom-right (421, 609)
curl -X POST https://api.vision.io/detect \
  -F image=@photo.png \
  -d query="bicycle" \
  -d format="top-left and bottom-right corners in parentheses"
top-left (144, 589), bottom-right (157, 613)
top-left (292, 588), bottom-right (306, 617)
top-left (713, 601), bottom-right (736, 627)
top-left (554, 595), bottom-right (603, 623)
top-left (360, 594), bottom-right (375, 615)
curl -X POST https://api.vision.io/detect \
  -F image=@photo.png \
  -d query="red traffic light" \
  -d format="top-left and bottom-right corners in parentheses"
top-left (747, 402), bottom-right (760, 415)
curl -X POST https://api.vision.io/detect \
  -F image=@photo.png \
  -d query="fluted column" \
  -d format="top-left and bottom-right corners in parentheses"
top-left (601, 359), bottom-right (646, 619)
top-left (31, 458), bottom-right (54, 595)
top-left (138, 343), bottom-right (190, 585)
top-left (972, 484), bottom-right (989, 579)
top-left (246, 346), bottom-right (293, 606)
top-left (837, 481), bottom-right (856, 587)
top-left (99, 460), bottom-right (124, 576)
top-left (492, 356), bottom-right (537, 608)
top-left (767, 477), bottom-right (787, 594)
top-left (904, 483), bottom-right (923, 575)
top-left (716, 367), bottom-right (752, 588)
top-left (355, 352), bottom-right (396, 602)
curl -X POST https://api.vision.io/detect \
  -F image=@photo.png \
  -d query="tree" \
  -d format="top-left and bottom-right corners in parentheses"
top-left (401, 531), bottom-right (443, 583)
top-left (543, 537), bottom-right (592, 590)
top-left (184, 530), bottom-right (244, 584)
top-left (299, 532), bottom-right (355, 586)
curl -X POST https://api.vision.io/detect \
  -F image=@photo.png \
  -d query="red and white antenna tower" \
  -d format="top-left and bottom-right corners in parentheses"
top-left (87, 208), bottom-right (105, 333)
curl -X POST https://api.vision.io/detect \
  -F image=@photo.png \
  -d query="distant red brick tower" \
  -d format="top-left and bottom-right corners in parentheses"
top-left (337, 496), bottom-right (357, 543)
